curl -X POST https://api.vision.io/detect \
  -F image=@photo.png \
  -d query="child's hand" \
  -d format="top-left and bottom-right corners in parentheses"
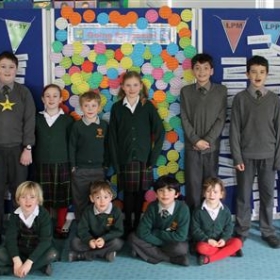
top-left (235, 163), bottom-right (245, 171)
top-left (13, 256), bottom-right (22, 277)
top-left (95, 237), bottom-right (105, 248)
top-left (20, 149), bottom-right (32, 166)
top-left (217, 239), bottom-right (226, 247)
top-left (208, 239), bottom-right (218, 247)
top-left (195, 140), bottom-right (210, 151)
top-left (89, 239), bottom-right (97, 249)
top-left (17, 259), bottom-right (33, 278)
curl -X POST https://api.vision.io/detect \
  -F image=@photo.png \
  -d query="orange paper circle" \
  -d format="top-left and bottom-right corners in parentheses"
top-left (83, 10), bottom-right (95, 23)
top-left (166, 131), bottom-right (178, 143)
top-left (61, 6), bottom-right (73, 19)
top-left (179, 27), bottom-right (191, 38)
top-left (109, 11), bottom-right (120, 23)
top-left (153, 90), bottom-right (166, 103)
top-left (168, 13), bottom-right (181, 26)
top-left (159, 6), bottom-right (172, 19)
top-left (70, 111), bottom-right (82, 121)
top-left (161, 49), bottom-right (171, 61)
top-left (69, 12), bottom-right (82, 26)
top-left (61, 89), bottom-right (70, 101)
top-left (127, 11), bottom-right (138, 23)
top-left (100, 76), bottom-right (109, 88)
top-left (166, 57), bottom-right (179, 71)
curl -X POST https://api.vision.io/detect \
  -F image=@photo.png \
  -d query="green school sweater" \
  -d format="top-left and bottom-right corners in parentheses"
top-left (191, 204), bottom-right (233, 242)
top-left (5, 206), bottom-right (53, 263)
top-left (136, 200), bottom-right (190, 246)
top-left (77, 204), bottom-right (124, 245)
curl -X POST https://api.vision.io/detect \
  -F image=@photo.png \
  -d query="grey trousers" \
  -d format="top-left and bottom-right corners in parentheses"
top-left (128, 232), bottom-right (188, 264)
top-left (71, 237), bottom-right (124, 259)
top-left (234, 157), bottom-right (276, 238)
top-left (184, 150), bottom-right (219, 210)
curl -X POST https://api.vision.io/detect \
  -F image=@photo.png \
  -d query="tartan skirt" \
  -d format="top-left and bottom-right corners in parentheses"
top-left (118, 161), bottom-right (153, 193)
top-left (35, 163), bottom-right (72, 208)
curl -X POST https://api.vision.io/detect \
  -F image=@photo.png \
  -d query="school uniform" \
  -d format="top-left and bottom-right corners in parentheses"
top-left (230, 86), bottom-right (280, 239)
top-left (69, 116), bottom-right (108, 221)
top-left (180, 82), bottom-right (227, 209)
top-left (71, 203), bottom-right (124, 259)
top-left (0, 82), bottom-right (35, 235)
top-left (0, 206), bottom-right (58, 274)
top-left (129, 200), bottom-right (190, 264)
top-left (191, 200), bottom-right (242, 263)
top-left (34, 111), bottom-right (73, 208)
top-left (109, 98), bottom-right (164, 228)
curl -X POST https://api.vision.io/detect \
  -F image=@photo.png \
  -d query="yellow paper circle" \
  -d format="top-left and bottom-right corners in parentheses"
top-left (183, 69), bottom-right (195, 83)
top-left (111, 174), bottom-right (118, 185)
top-left (167, 161), bottom-right (179, 174)
top-left (142, 78), bottom-right (152, 89)
top-left (88, 50), bottom-right (97, 62)
top-left (77, 82), bottom-right (90, 94)
top-left (120, 57), bottom-right (133, 69)
top-left (157, 107), bottom-right (169, 119)
top-left (81, 71), bottom-right (91, 81)
top-left (175, 171), bottom-right (185, 184)
top-left (106, 58), bottom-right (119, 69)
top-left (176, 22), bottom-right (189, 32)
top-left (157, 165), bottom-right (169, 177)
top-left (121, 43), bottom-right (133, 55)
top-left (163, 121), bottom-right (172, 131)
top-left (71, 72), bottom-right (83, 85)
top-left (73, 41), bottom-right (84, 54)
top-left (181, 9), bottom-right (193, 22)
top-left (100, 94), bottom-right (107, 107)
top-left (71, 84), bottom-right (80, 95)
top-left (167, 150), bottom-right (180, 161)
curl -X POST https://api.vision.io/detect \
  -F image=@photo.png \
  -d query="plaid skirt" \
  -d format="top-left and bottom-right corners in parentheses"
top-left (35, 163), bottom-right (72, 208)
top-left (118, 161), bottom-right (153, 192)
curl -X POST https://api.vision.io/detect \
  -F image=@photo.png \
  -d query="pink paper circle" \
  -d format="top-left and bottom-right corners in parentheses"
top-left (94, 42), bottom-right (106, 54)
top-left (145, 9), bottom-right (159, 23)
top-left (69, 66), bottom-right (81, 76)
top-left (182, 58), bottom-right (192, 70)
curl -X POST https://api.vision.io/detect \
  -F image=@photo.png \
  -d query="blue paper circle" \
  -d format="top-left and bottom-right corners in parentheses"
top-left (136, 17), bottom-right (148, 30)
top-left (107, 68), bottom-right (119, 79)
top-left (97, 13), bottom-right (109, 25)
top-left (55, 30), bottom-right (67, 42)
top-left (167, 42), bottom-right (179, 56)
top-left (150, 43), bottom-right (162, 56)
top-left (133, 43), bottom-right (146, 55)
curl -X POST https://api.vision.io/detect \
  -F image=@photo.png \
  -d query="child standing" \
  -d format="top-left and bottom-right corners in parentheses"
top-left (109, 71), bottom-right (165, 232)
top-left (180, 53), bottom-right (227, 210)
top-left (191, 177), bottom-right (243, 265)
top-left (34, 84), bottom-right (74, 238)
top-left (230, 55), bottom-right (280, 248)
top-left (129, 175), bottom-right (190, 266)
top-left (0, 51), bottom-right (36, 239)
top-left (68, 180), bottom-right (124, 262)
top-left (0, 181), bottom-right (58, 277)
top-left (69, 91), bottom-right (108, 222)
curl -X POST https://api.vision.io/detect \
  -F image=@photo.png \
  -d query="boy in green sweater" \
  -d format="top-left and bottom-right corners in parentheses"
top-left (0, 181), bottom-right (58, 276)
top-left (69, 91), bottom-right (108, 222)
top-left (128, 175), bottom-right (190, 266)
top-left (68, 180), bottom-right (124, 262)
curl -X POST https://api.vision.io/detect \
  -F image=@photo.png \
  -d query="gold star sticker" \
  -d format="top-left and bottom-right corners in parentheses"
top-left (0, 98), bottom-right (15, 111)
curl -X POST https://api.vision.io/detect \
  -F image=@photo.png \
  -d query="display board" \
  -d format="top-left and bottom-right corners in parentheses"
top-left (0, 9), bottom-right (45, 108)
top-left (202, 9), bottom-right (280, 218)
top-left (51, 6), bottom-right (196, 206)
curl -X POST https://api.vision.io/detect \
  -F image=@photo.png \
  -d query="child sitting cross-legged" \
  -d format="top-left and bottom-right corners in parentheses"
top-left (191, 177), bottom-right (243, 265)
top-left (128, 175), bottom-right (190, 266)
top-left (68, 180), bottom-right (124, 262)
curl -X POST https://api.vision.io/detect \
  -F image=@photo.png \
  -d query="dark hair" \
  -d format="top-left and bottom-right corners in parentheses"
top-left (42, 83), bottom-right (62, 97)
top-left (191, 53), bottom-right (213, 69)
top-left (246, 55), bottom-right (269, 73)
top-left (79, 90), bottom-right (101, 106)
top-left (118, 71), bottom-right (148, 104)
top-left (0, 51), bottom-right (18, 67)
top-left (202, 177), bottom-right (226, 199)
top-left (154, 175), bottom-right (180, 194)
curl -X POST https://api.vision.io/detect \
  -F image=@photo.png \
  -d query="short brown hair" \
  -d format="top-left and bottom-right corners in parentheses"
top-left (202, 177), bottom-right (226, 199)
top-left (42, 83), bottom-right (62, 97)
top-left (90, 180), bottom-right (114, 197)
top-left (15, 181), bottom-right (44, 206)
top-left (79, 90), bottom-right (101, 107)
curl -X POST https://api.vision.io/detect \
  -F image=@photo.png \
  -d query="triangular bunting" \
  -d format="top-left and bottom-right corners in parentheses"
top-left (260, 20), bottom-right (280, 45)
top-left (221, 20), bottom-right (248, 53)
top-left (5, 19), bottom-right (31, 53)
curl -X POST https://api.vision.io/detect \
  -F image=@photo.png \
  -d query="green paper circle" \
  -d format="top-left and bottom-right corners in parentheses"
top-left (61, 73), bottom-right (72, 85)
top-left (96, 54), bottom-right (108, 65)
top-left (184, 45), bottom-right (197, 58)
top-left (156, 155), bottom-right (167, 166)
top-left (163, 72), bottom-right (175, 83)
top-left (150, 56), bottom-right (163, 68)
top-left (179, 37), bottom-right (192, 49)
top-left (169, 116), bottom-right (181, 129)
top-left (52, 41), bottom-right (63, 53)
top-left (72, 54), bottom-right (84, 66)
top-left (59, 57), bottom-right (72, 69)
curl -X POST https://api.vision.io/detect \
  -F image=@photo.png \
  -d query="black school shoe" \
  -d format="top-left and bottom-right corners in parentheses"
top-left (170, 255), bottom-right (189, 267)
top-left (261, 235), bottom-right (280, 248)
